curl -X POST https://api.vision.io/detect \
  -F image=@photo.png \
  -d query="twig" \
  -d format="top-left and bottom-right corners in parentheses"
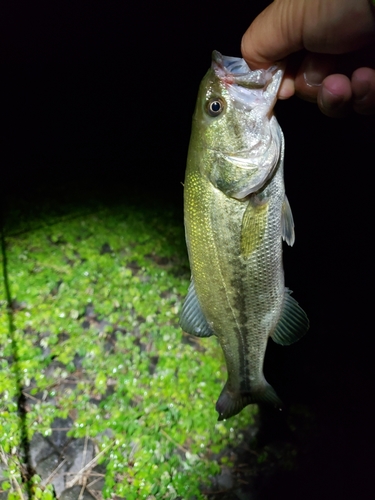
top-left (78, 483), bottom-right (86, 499)
top-left (160, 429), bottom-right (189, 454)
top-left (45, 428), bottom-right (72, 431)
top-left (86, 476), bottom-right (104, 488)
top-left (87, 488), bottom-right (103, 500)
top-left (22, 391), bottom-right (40, 402)
top-left (66, 441), bottom-right (114, 489)
top-left (81, 432), bottom-right (89, 473)
top-left (64, 472), bottom-right (104, 477)
top-left (0, 446), bottom-right (25, 499)
top-left (42, 458), bottom-right (67, 487)
top-left (77, 433), bottom-right (90, 496)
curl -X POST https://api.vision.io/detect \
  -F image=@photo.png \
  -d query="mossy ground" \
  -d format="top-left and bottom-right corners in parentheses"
top-left (0, 194), bottom-right (257, 499)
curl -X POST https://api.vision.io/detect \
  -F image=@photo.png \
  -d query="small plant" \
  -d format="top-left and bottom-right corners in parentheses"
top-left (0, 445), bottom-right (27, 499)
top-left (29, 475), bottom-right (55, 500)
top-left (2, 201), bottom-right (257, 498)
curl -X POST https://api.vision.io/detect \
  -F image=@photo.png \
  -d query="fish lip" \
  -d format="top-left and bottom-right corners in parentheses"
top-left (211, 51), bottom-right (285, 111)
top-left (212, 50), bottom-right (278, 88)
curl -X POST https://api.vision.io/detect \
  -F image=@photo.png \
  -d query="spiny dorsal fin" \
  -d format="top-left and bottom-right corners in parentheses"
top-left (271, 288), bottom-right (309, 346)
top-left (179, 279), bottom-right (214, 337)
top-left (282, 195), bottom-right (295, 246)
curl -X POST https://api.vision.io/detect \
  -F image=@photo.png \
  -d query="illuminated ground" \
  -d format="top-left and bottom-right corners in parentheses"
top-left (1, 192), bottom-right (264, 499)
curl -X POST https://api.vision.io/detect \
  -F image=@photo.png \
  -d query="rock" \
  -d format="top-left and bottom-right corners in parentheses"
top-left (64, 437), bottom-right (95, 474)
top-left (50, 417), bottom-right (73, 448)
top-left (214, 466), bottom-right (233, 490)
top-left (29, 433), bottom-right (54, 470)
top-left (36, 452), bottom-right (68, 497)
top-left (28, 417), bottom-right (102, 498)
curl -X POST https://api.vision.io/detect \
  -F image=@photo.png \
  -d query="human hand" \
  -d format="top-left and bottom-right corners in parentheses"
top-left (241, 0), bottom-right (375, 117)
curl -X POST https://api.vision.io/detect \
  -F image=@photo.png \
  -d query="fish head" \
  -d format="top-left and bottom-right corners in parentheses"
top-left (190, 51), bottom-right (284, 199)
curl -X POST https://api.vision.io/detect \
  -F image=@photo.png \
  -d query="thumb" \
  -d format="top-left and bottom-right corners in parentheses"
top-left (241, 0), bottom-right (305, 69)
top-left (242, 0), bottom-right (375, 69)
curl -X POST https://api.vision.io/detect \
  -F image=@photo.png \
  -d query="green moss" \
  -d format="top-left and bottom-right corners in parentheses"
top-left (0, 251), bottom-right (27, 498)
top-left (3, 201), bottom-right (257, 498)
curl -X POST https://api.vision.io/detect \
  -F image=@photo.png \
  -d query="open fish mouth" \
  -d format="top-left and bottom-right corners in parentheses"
top-left (211, 50), bottom-right (284, 110)
top-left (212, 50), bottom-right (276, 87)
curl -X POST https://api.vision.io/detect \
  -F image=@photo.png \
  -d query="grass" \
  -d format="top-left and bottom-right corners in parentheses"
top-left (0, 197), bottom-right (257, 499)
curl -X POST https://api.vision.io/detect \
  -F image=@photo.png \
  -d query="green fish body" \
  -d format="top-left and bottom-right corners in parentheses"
top-left (180, 52), bottom-right (309, 420)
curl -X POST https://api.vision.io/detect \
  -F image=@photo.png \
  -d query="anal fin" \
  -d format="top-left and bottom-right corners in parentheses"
top-left (271, 288), bottom-right (309, 346)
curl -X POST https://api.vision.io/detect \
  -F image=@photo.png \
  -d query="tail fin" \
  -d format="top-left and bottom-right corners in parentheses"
top-left (215, 381), bottom-right (283, 421)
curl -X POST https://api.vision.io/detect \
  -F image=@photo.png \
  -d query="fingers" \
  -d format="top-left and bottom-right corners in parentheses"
top-left (318, 75), bottom-right (353, 117)
top-left (292, 53), bottom-right (375, 116)
top-left (241, 0), bottom-right (375, 115)
top-left (352, 67), bottom-right (375, 114)
top-left (242, 0), bottom-right (375, 69)
top-left (278, 75), bottom-right (295, 100)
top-left (293, 70), bottom-right (375, 117)
top-left (277, 51), bottom-right (306, 99)
top-left (291, 53), bottom-right (337, 103)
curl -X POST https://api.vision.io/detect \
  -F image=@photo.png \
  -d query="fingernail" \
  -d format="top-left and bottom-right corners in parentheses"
top-left (320, 87), bottom-right (344, 113)
top-left (303, 57), bottom-right (332, 87)
top-left (303, 60), bottom-right (324, 87)
top-left (354, 79), bottom-right (370, 102)
top-left (304, 73), bottom-right (322, 87)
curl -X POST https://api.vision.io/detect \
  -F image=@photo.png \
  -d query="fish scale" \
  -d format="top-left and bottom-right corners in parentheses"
top-left (180, 51), bottom-right (309, 420)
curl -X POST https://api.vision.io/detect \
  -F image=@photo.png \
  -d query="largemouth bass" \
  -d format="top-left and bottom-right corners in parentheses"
top-left (179, 51), bottom-right (309, 421)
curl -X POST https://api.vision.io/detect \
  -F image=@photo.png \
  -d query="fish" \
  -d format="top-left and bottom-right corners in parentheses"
top-left (179, 51), bottom-right (309, 421)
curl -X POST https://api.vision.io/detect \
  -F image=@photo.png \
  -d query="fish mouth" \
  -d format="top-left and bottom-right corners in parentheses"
top-left (212, 50), bottom-right (275, 88)
top-left (211, 50), bottom-right (284, 110)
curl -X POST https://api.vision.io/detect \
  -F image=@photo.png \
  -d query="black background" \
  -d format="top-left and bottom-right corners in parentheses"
top-left (2, 2), bottom-right (375, 499)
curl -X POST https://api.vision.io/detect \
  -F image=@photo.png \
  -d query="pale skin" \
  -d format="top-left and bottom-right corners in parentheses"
top-left (241, 0), bottom-right (375, 117)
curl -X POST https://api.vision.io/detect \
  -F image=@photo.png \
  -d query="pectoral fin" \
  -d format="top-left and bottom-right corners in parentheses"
top-left (270, 288), bottom-right (309, 346)
top-left (179, 279), bottom-right (214, 337)
top-left (282, 195), bottom-right (295, 246)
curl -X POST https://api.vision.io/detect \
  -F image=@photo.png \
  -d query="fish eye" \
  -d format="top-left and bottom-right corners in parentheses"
top-left (206, 97), bottom-right (225, 117)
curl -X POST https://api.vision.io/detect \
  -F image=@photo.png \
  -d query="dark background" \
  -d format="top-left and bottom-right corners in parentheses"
top-left (2, 1), bottom-right (375, 499)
